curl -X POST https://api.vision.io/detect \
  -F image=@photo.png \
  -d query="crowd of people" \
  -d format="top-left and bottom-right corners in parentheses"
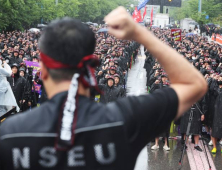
top-left (144, 28), bottom-right (222, 154)
top-left (1, 21), bottom-right (222, 155)
top-left (0, 31), bottom-right (47, 115)
top-left (93, 28), bottom-right (140, 103)
top-left (0, 7), bottom-right (210, 169)
top-left (0, 26), bottom-right (140, 116)
top-left (202, 24), bottom-right (222, 37)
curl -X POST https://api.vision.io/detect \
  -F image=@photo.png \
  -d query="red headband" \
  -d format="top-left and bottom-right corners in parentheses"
top-left (40, 52), bottom-right (96, 69)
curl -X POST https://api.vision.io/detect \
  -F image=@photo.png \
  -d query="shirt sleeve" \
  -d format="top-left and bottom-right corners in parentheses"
top-left (114, 88), bottom-right (178, 154)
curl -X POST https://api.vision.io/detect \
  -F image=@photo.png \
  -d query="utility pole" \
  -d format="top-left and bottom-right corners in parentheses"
top-left (160, 0), bottom-right (163, 13)
top-left (198, 0), bottom-right (202, 12)
top-left (198, 0), bottom-right (202, 35)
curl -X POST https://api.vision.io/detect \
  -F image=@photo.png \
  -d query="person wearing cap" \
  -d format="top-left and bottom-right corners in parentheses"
top-left (150, 74), bottom-right (171, 151)
top-left (180, 102), bottom-right (205, 152)
top-left (99, 75), bottom-right (121, 103)
top-left (209, 76), bottom-right (222, 154)
top-left (149, 69), bottom-right (161, 92)
top-left (1, 44), bottom-right (9, 58)
top-left (109, 66), bottom-right (117, 75)
top-left (18, 67), bottom-right (32, 111)
top-left (0, 7), bottom-right (207, 170)
top-left (113, 74), bottom-right (120, 87)
top-left (19, 67), bottom-right (26, 78)
top-left (200, 72), bottom-right (220, 147)
top-left (34, 70), bottom-right (48, 104)
top-left (108, 65), bottom-right (123, 83)
top-left (0, 58), bottom-right (19, 116)
top-left (118, 49), bottom-right (128, 71)
top-left (19, 62), bottom-right (27, 70)
top-left (114, 74), bottom-right (125, 97)
top-left (7, 63), bottom-right (31, 110)
top-left (18, 52), bottom-right (23, 60)
top-left (114, 59), bottom-right (119, 68)
top-left (19, 48), bottom-right (25, 55)
top-left (32, 56), bottom-right (39, 62)
top-left (8, 49), bottom-right (23, 66)
top-left (112, 60), bottom-right (124, 84)
top-left (108, 59), bottom-right (115, 67)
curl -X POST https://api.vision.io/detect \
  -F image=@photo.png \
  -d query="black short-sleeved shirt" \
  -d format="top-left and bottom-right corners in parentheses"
top-left (0, 88), bottom-right (178, 170)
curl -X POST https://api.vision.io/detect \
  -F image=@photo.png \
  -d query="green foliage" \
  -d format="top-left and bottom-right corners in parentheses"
top-left (0, 0), bottom-right (136, 31)
top-left (0, 0), bottom-right (42, 30)
top-left (169, 0), bottom-right (222, 25)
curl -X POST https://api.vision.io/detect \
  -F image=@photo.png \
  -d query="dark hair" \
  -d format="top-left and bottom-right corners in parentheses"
top-left (47, 68), bottom-right (76, 82)
top-left (39, 17), bottom-right (96, 82)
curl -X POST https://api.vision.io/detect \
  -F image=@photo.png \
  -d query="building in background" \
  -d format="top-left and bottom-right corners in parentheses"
top-left (144, 5), bottom-right (159, 24)
top-left (144, 5), bottom-right (172, 27)
top-left (180, 18), bottom-right (199, 32)
top-left (154, 13), bottom-right (169, 28)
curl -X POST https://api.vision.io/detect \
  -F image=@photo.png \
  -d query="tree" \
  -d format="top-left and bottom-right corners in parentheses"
top-left (62, 0), bottom-right (80, 18)
top-left (0, 0), bottom-right (140, 31)
top-left (77, 0), bottom-right (101, 22)
top-left (169, 0), bottom-right (222, 25)
top-left (0, 0), bottom-right (42, 30)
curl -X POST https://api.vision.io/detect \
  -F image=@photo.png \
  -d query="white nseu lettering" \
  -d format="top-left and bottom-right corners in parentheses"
top-left (94, 143), bottom-right (116, 164)
top-left (68, 146), bottom-right (85, 167)
top-left (60, 130), bottom-right (72, 141)
top-left (60, 74), bottom-right (79, 141)
top-left (39, 147), bottom-right (57, 168)
top-left (12, 147), bottom-right (30, 169)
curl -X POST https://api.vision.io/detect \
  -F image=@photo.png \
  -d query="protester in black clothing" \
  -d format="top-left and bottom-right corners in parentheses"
top-left (151, 75), bottom-right (171, 151)
top-left (114, 74), bottom-right (121, 86)
top-left (19, 67), bottom-right (26, 78)
top-left (180, 103), bottom-right (205, 152)
top-left (19, 62), bottom-right (28, 78)
top-left (7, 63), bottom-right (31, 111)
top-left (8, 50), bottom-right (23, 66)
top-left (0, 7), bottom-right (207, 170)
top-left (114, 74), bottom-right (126, 97)
top-left (210, 78), bottom-right (222, 154)
top-left (203, 77), bottom-right (217, 129)
top-left (99, 75), bottom-right (122, 103)
top-left (34, 71), bottom-right (48, 104)
top-left (0, 44), bottom-right (9, 58)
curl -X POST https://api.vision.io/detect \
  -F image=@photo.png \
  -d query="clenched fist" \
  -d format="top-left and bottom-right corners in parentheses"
top-left (104, 7), bottom-right (141, 40)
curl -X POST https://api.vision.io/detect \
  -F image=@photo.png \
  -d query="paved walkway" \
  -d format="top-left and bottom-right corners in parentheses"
top-left (126, 56), bottom-right (147, 96)
top-left (126, 55), bottom-right (148, 170)
top-left (187, 139), bottom-right (216, 170)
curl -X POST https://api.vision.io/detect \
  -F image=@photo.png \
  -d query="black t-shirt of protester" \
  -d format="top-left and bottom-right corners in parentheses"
top-left (0, 88), bottom-right (178, 170)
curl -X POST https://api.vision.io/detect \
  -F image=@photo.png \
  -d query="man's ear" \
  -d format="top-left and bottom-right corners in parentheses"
top-left (40, 62), bottom-right (48, 81)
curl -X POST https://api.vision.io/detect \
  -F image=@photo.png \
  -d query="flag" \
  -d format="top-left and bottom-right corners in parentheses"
top-left (138, 0), bottom-right (149, 11)
top-left (143, 5), bottom-right (147, 20)
top-left (132, 7), bottom-right (142, 23)
top-left (150, 6), bottom-right (153, 26)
